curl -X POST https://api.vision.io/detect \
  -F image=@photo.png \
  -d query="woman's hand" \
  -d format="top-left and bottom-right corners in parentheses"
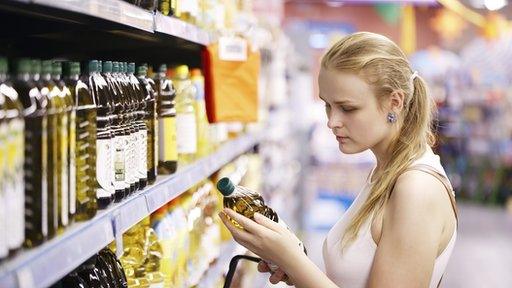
top-left (218, 208), bottom-right (304, 270)
top-left (258, 260), bottom-right (294, 286)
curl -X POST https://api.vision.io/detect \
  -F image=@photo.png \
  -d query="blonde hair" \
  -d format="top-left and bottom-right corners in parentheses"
top-left (321, 32), bottom-right (437, 249)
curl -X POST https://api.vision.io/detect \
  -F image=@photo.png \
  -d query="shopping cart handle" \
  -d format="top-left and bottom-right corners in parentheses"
top-left (223, 254), bottom-right (262, 288)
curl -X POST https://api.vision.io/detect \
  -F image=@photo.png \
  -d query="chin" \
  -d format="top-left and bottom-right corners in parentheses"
top-left (338, 143), bottom-right (366, 154)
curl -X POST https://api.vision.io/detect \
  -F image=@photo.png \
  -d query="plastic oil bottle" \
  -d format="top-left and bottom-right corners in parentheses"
top-left (137, 65), bottom-right (157, 185)
top-left (121, 221), bottom-right (147, 287)
top-left (127, 62), bottom-right (148, 190)
top-left (190, 68), bottom-right (209, 157)
top-left (85, 60), bottom-right (115, 209)
top-left (10, 58), bottom-right (48, 249)
top-left (64, 62), bottom-right (98, 221)
top-left (154, 64), bottom-right (177, 175)
top-left (172, 65), bottom-right (197, 167)
top-left (0, 58), bottom-right (25, 254)
top-left (0, 86), bottom-right (7, 260)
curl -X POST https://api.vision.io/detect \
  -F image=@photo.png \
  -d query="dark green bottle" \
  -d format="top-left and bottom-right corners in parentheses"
top-left (137, 65), bottom-right (157, 185)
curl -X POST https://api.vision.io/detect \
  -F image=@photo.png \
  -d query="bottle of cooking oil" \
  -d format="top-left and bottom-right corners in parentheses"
top-left (85, 60), bottom-right (115, 209)
top-left (120, 221), bottom-right (146, 287)
top-left (103, 61), bottom-right (129, 201)
top-left (143, 220), bottom-right (165, 287)
top-left (190, 68), bottom-right (209, 157)
top-left (154, 64), bottom-right (177, 174)
top-left (4, 59), bottom-right (26, 253)
top-left (0, 88), bottom-right (7, 260)
top-left (10, 58), bottom-right (48, 249)
top-left (39, 60), bottom-right (58, 238)
top-left (64, 62), bottom-right (98, 221)
top-left (159, 0), bottom-right (170, 15)
top-left (217, 177), bottom-right (306, 269)
top-left (173, 65), bottom-right (197, 166)
top-left (128, 63), bottom-right (148, 190)
top-left (56, 63), bottom-right (77, 226)
top-left (49, 62), bottom-right (70, 233)
top-left (137, 65), bottom-right (157, 185)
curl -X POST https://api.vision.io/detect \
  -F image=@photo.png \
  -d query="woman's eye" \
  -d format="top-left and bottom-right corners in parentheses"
top-left (340, 106), bottom-right (356, 112)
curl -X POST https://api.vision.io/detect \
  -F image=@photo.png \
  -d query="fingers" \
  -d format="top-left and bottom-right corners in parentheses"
top-left (218, 211), bottom-right (253, 245)
top-left (257, 261), bottom-right (270, 273)
top-left (253, 212), bottom-right (283, 233)
top-left (223, 208), bottom-right (265, 234)
top-left (269, 268), bottom-right (286, 285)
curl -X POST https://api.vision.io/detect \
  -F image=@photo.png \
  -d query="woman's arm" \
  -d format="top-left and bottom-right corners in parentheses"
top-left (367, 170), bottom-right (447, 288)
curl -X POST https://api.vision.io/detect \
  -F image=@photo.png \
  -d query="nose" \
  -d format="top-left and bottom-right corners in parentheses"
top-left (327, 112), bottom-right (343, 130)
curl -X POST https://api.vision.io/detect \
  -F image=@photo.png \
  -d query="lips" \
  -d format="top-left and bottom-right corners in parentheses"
top-left (336, 136), bottom-right (349, 142)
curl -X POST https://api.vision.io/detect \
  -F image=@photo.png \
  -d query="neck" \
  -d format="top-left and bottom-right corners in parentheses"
top-left (370, 127), bottom-right (400, 174)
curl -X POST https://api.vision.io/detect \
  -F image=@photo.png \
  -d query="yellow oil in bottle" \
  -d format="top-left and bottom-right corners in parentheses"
top-left (64, 62), bottom-right (98, 221)
top-left (173, 65), bottom-right (197, 167)
top-left (190, 68), bottom-right (209, 158)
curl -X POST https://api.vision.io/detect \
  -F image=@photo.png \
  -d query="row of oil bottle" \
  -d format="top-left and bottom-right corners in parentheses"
top-left (50, 154), bottom-right (255, 288)
top-left (0, 58), bottom-right (232, 261)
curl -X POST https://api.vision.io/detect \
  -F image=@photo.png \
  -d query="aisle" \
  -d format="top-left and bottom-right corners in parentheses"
top-left (444, 203), bottom-right (512, 288)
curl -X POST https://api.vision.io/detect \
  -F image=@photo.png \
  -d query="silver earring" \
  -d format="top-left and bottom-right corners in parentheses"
top-left (387, 112), bottom-right (397, 123)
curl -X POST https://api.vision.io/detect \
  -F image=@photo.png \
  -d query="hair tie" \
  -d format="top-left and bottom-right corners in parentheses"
top-left (411, 71), bottom-right (418, 81)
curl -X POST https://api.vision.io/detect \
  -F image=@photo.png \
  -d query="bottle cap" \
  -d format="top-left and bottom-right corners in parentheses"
top-left (137, 65), bottom-right (147, 77)
top-left (88, 60), bottom-right (99, 73)
top-left (16, 58), bottom-right (31, 74)
top-left (217, 177), bottom-right (235, 196)
top-left (31, 59), bottom-right (42, 75)
top-left (103, 61), bottom-right (113, 73)
top-left (42, 60), bottom-right (53, 74)
top-left (122, 62), bottom-right (128, 73)
top-left (112, 62), bottom-right (119, 73)
top-left (158, 64), bottom-right (167, 73)
top-left (127, 62), bottom-right (135, 74)
top-left (98, 60), bottom-right (103, 73)
top-left (51, 61), bottom-right (62, 76)
top-left (72, 62), bottom-right (81, 75)
top-left (175, 65), bottom-right (189, 77)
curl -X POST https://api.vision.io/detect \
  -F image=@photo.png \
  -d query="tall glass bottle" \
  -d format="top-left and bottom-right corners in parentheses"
top-left (64, 62), bottom-right (98, 221)
top-left (127, 63), bottom-right (147, 190)
top-left (172, 65), bottom-right (197, 166)
top-left (85, 60), bottom-right (114, 209)
top-left (49, 62), bottom-right (70, 232)
top-left (103, 61), bottom-right (129, 201)
top-left (137, 65), bottom-right (157, 185)
top-left (0, 86), bottom-right (7, 260)
top-left (39, 60), bottom-right (58, 238)
top-left (154, 64), bottom-right (177, 174)
top-left (55, 62), bottom-right (77, 226)
top-left (10, 59), bottom-right (48, 248)
top-left (3, 59), bottom-right (26, 253)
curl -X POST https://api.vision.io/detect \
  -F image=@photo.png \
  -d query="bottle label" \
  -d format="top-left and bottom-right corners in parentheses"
top-left (96, 138), bottom-right (113, 198)
top-left (114, 135), bottom-right (126, 189)
top-left (139, 129), bottom-right (148, 178)
top-left (154, 118), bottom-right (159, 165)
top-left (159, 117), bottom-right (178, 161)
top-left (129, 131), bottom-right (138, 184)
top-left (69, 110), bottom-right (77, 215)
top-left (176, 113), bottom-right (197, 154)
top-left (60, 114), bottom-right (69, 227)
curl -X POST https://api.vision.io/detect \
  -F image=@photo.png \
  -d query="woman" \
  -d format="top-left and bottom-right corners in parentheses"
top-left (219, 32), bottom-right (458, 288)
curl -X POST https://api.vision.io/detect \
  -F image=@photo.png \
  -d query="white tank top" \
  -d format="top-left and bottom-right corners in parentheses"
top-left (323, 148), bottom-right (457, 288)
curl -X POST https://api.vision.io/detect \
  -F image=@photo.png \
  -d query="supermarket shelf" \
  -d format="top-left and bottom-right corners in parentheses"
top-left (32, 0), bottom-right (154, 32)
top-left (0, 132), bottom-right (261, 288)
top-left (154, 12), bottom-right (210, 46)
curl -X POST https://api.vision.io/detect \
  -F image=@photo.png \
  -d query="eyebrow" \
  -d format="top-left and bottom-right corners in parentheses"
top-left (318, 94), bottom-right (355, 105)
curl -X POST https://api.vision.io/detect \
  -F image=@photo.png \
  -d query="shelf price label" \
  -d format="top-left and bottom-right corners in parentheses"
top-left (218, 37), bottom-right (247, 61)
top-left (17, 268), bottom-right (34, 288)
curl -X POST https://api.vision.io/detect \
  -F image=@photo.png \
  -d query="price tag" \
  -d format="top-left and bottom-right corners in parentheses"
top-left (17, 268), bottom-right (34, 288)
top-left (218, 37), bottom-right (247, 61)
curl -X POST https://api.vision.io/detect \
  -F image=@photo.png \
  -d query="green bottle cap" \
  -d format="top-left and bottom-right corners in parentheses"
top-left (127, 62), bottom-right (135, 74)
top-left (0, 57), bottom-right (7, 74)
top-left (16, 58), bottom-right (31, 74)
top-left (64, 61), bottom-right (80, 76)
top-left (98, 61), bottom-right (103, 73)
top-left (112, 62), bottom-right (119, 73)
top-left (103, 61), bottom-right (113, 73)
top-left (158, 64), bottom-right (167, 73)
top-left (123, 62), bottom-right (128, 73)
top-left (88, 60), bottom-right (99, 73)
top-left (51, 61), bottom-right (62, 76)
top-left (31, 59), bottom-right (42, 75)
top-left (72, 62), bottom-right (81, 75)
top-left (217, 177), bottom-right (235, 196)
top-left (137, 65), bottom-right (147, 77)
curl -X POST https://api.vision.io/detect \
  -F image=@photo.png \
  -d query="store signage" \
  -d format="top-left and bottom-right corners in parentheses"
top-left (218, 36), bottom-right (247, 61)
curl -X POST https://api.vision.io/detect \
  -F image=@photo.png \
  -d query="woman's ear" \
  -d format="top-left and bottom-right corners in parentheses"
top-left (389, 90), bottom-right (405, 113)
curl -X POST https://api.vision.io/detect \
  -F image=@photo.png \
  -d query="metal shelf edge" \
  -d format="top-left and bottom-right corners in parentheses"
top-left (154, 12), bottom-right (210, 45)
